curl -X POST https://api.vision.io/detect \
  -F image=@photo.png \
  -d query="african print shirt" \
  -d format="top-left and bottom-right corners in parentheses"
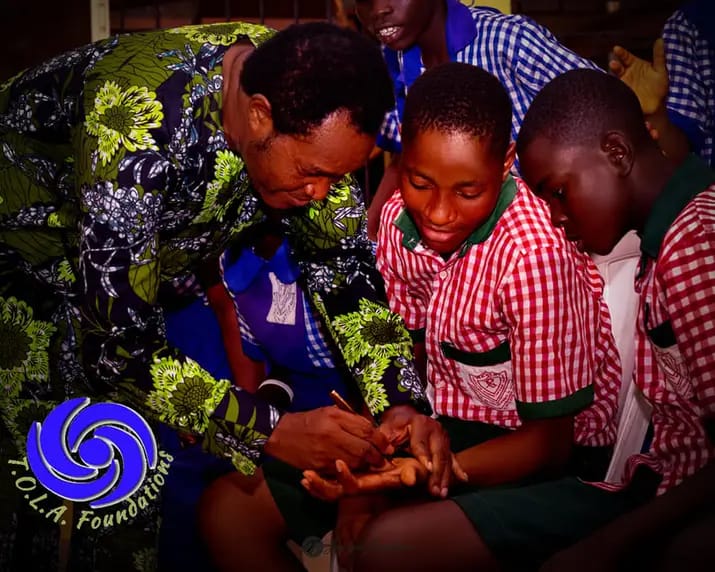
top-left (0, 22), bottom-right (428, 475)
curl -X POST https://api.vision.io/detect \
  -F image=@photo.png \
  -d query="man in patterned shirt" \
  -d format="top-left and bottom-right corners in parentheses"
top-left (518, 68), bottom-right (715, 571)
top-left (303, 63), bottom-right (626, 572)
top-left (0, 21), bottom-right (448, 571)
top-left (353, 0), bottom-right (601, 240)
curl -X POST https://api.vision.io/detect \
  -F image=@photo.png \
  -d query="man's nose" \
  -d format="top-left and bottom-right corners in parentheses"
top-left (304, 180), bottom-right (332, 202)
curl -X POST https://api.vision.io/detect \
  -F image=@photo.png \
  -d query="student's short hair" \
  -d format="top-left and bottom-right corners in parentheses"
top-left (240, 22), bottom-right (394, 136)
top-left (517, 68), bottom-right (652, 155)
top-left (402, 62), bottom-right (512, 159)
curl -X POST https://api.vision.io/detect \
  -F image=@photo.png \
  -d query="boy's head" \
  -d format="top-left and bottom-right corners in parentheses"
top-left (400, 62), bottom-right (514, 255)
top-left (517, 68), bottom-right (655, 255)
top-left (354, 0), bottom-right (438, 51)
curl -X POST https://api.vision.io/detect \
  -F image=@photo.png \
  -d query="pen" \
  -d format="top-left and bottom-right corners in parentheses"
top-left (329, 390), bottom-right (393, 462)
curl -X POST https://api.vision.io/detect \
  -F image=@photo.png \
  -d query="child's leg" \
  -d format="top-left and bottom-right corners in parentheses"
top-left (352, 498), bottom-right (498, 572)
top-left (199, 469), bottom-right (304, 572)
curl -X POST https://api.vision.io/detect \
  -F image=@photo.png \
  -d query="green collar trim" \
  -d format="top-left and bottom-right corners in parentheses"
top-left (394, 175), bottom-right (518, 256)
top-left (641, 154), bottom-right (715, 258)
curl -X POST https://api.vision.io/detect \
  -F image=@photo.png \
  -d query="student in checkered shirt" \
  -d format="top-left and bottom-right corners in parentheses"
top-left (301, 62), bottom-right (641, 572)
top-left (352, 0), bottom-right (601, 241)
top-left (518, 68), bottom-right (715, 572)
top-left (609, 0), bottom-right (714, 169)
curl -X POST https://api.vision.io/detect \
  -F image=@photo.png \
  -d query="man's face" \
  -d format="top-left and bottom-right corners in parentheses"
top-left (354, 0), bottom-right (435, 51)
top-left (242, 112), bottom-right (375, 210)
top-left (519, 137), bottom-right (630, 256)
top-left (401, 128), bottom-right (512, 256)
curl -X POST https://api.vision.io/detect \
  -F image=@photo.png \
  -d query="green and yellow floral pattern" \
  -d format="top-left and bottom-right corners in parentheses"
top-left (0, 296), bottom-right (56, 397)
top-left (147, 356), bottom-right (231, 434)
top-left (85, 81), bottom-right (164, 165)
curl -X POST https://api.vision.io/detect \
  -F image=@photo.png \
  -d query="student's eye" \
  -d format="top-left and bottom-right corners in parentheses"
top-left (456, 190), bottom-right (483, 199)
top-left (551, 187), bottom-right (566, 200)
top-left (409, 178), bottom-right (431, 190)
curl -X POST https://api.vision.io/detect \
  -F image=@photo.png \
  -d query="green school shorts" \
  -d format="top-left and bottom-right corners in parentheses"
top-left (263, 417), bottom-right (660, 564)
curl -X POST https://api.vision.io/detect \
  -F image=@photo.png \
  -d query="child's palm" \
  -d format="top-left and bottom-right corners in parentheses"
top-left (610, 39), bottom-right (668, 115)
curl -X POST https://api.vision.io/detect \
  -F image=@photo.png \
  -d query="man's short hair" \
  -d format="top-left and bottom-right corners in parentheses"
top-left (241, 22), bottom-right (394, 136)
top-left (402, 62), bottom-right (513, 160)
top-left (517, 68), bottom-right (652, 156)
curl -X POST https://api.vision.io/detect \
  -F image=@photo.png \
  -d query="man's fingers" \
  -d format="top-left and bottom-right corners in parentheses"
top-left (427, 429), bottom-right (451, 497)
top-left (334, 409), bottom-right (393, 455)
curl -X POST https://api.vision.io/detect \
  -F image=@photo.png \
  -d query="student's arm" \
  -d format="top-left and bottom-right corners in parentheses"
top-left (457, 246), bottom-right (614, 486)
top-left (202, 259), bottom-right (264, 392)
top-left (455, 417), bottom-right (573, 486)
top-left (609, 39), bottom-right (691, 164)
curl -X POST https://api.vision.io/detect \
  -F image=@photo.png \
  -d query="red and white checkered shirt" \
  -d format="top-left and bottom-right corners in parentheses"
top-left (377, 177), bottom-right (620, 446)
top-left (600, 174), bottom-right (715, 496)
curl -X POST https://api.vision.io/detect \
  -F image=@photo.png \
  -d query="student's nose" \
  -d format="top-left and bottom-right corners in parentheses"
top-left (424, 191), bottom-right (455, 227)
top-left (549, 202), bottom-right (568, 229)
top-left (372, 0), bottom-right (394, 18)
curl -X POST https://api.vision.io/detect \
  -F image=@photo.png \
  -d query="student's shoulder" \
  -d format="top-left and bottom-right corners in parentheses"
top-left (662, 184), bottom-right (715, 259)
top-left (496, 177), bottom-right (568, 252)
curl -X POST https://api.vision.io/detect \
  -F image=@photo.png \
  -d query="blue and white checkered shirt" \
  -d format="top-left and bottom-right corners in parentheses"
top-left (377, 1), bottom-right (600, 173)
top-left (663, 6), bottom-right (715, 168)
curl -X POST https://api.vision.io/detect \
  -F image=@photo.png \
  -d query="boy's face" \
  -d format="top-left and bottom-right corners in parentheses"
top-left (519, 136), bottom-right (630, 256)
top-left (400, 129), bottom-right (514, 255)
top-left (354, 0), bottom-right (435, 51)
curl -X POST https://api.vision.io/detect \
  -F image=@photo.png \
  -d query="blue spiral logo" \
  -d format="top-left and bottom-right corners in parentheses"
top-left (26, 397), bottom-right (158, 509)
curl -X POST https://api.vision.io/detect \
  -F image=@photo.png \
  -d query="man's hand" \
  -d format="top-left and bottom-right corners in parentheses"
top-left (264, 407), bottom-right (394, 472)
top-left (610, 39), bottom-right (668, 115)
top-left (380, 405), bottom-right (466, 498)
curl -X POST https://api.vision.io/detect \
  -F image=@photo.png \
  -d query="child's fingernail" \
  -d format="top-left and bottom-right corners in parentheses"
top-left (441, 487), bottom-right (448, 498)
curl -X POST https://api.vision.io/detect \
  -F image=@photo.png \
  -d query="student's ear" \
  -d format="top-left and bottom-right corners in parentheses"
top-left (601, 132), bottom-right (634, 177)
top-left (247, 93), bottom-right (274, 140)
top-left (502, 142), bottom-right (516, 181)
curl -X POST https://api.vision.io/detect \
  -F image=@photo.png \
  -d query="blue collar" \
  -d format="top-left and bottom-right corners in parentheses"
top-left (222, 239), bottom-right (300, 293)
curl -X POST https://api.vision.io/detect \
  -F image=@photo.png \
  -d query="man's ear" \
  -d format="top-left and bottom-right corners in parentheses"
top-left (601, 131), bottom-right (634, 177)
top-left (247, 93), bottom-right (274, 139)
top-left (502, 141), bottom-right (516, 181)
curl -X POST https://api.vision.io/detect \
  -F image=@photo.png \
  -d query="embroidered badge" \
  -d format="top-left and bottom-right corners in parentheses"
top-left (266, 272), bottom-right (297, 326)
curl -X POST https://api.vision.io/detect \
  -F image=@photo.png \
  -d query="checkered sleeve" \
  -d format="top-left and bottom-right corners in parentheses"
top-left (663, 10), bottom-right (710, 154)
top-left (511, 15), bottom-right (601, 97)
top-left (376, 107), bottom-right (402, 154)
top-left (218, 251), bottom-right (265, 362)
top-left (376, 193), bottom-right (427, 342)
top-left (303, 297), bottom-right (335, 368)
top-left (658, 195), bottom-right (715, 419)
top-left (502, 246), bottom-right (601, 419)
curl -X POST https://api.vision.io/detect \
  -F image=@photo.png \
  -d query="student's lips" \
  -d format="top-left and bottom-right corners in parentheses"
top-left (376, 25), bottom-right (404, 45)
top-left (420, 226), bottom-right (457, 245)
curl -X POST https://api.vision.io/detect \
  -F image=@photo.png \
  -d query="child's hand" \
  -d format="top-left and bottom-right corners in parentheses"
top-left (609, 39), bottom-right (668, 116)
top-left (301, 457), bottom-right (429, 501)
